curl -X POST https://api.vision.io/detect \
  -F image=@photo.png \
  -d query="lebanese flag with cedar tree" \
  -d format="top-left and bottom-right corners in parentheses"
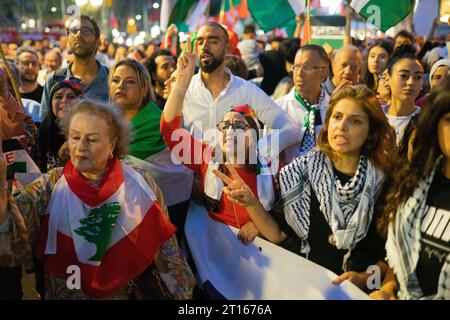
top-left (36, 158), bottom-right (176, 299)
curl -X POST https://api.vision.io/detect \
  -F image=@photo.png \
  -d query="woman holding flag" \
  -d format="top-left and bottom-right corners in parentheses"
top-left (161, 37), bottom-right (284, 246)
top-left (108, 58), bottom-right (193, 242)
top-left (0, 99), bottom-right (195, 299)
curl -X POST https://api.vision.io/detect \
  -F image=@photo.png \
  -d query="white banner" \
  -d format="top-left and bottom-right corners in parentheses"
top-left (185, 201), bottom-right (370, 300)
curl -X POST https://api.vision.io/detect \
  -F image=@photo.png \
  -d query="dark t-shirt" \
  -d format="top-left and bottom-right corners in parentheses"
top-left (21, 85), bottom-right (43, 103)
top-left (154, 94), bottom-right (166, 111)
top-left (273, 168), bottom-right (386, 275)
top-left (416, 169), bottom-right (450, 296)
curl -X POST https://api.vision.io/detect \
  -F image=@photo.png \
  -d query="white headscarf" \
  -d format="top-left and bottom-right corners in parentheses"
top-left (429, 58), bottom-right (450, 85)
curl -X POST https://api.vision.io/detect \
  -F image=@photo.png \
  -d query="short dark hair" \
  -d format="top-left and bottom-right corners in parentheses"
top-left (144, 49), bottom-right (174, 85)
top-left (394, 30), bottom-right (414, 44)
top-left (243, 25), bottom-right (256, 35)
top-left (298, 44), bottom-right (330, 66)
top-left (67, 15), bottom-right (100, 40)
top-left (279, 38), bottom-right (301, 64)
top-left (201, 22), bottom-right (229, 44)
top-left (271, 36), bottom-right (284, 44)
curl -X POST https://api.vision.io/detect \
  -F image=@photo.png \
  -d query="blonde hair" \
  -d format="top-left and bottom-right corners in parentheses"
top-left (109, 58), bottom-right (155, 106)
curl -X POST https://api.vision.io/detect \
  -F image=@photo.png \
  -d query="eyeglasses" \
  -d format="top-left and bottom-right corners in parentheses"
top-left (19, 60), bottom-right (39, 67)
top-left (216, 120), bottom-right (249, 131)
top-left (292, 64), bottom-right (326, 73)
top-left (68, 27), bottom-right (95, 36)
top-left (52, 75), bottom-right (82, 85)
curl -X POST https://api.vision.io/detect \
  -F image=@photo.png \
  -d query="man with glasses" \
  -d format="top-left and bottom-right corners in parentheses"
top-left (276, 45), bottom-right (330, 162)
top-left (39, 15), bottom-right (109, 119)
top-left (15, 47), bottom-right (43, 103)
top-left (322, 46), bottom-right (363, 96)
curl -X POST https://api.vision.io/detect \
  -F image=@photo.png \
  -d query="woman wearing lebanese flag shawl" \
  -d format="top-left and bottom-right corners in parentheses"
top-left (0, 99), bottom-right (195, 300)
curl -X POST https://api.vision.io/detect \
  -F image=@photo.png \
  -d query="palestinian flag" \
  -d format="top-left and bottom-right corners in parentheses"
top-left (247, 0), bottom-right (306, 32)
top-left (350, 0), bottom-right (414, 32)
top-left (2, 138), bottom-right (41, 185)
top-left (160, 0), bottom-right (198, 32)
top-left (36, 158), bottom-right (176, 299)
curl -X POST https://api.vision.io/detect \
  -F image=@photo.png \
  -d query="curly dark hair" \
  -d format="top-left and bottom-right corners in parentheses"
top-left (379, 75), bottom-right (450, 237)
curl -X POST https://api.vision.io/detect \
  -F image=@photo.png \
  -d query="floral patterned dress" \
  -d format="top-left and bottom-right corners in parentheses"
top-left (0, 161), bottom-right (195, 300)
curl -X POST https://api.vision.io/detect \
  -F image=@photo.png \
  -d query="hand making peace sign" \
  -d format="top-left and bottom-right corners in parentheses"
top-left (212, 164), bottom-right (259, 208)
top-left (175, 35), bottom-right (198, 90)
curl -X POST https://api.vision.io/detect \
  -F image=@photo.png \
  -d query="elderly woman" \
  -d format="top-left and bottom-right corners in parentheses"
top-left (38, 80), bottom-right (83, 172)
top-left (0, 99), bottom-right (195, 300)
top-left (108, 58), bottom-right (193, 241)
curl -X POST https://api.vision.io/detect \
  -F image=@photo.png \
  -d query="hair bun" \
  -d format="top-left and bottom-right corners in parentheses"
top-left (391, 44), bottom-right (416, 59)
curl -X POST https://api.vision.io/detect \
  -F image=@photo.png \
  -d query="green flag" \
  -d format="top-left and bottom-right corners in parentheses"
top-left (247, 0), bottom-right (306, 32)
top-left (350, 0), bottom-right (414, 32)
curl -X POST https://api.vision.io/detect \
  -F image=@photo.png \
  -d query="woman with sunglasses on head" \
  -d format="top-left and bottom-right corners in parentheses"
top-left (161, 39), bottom-right (284, 246)
top-left (108, 58), bottom-right (193, 243)
top-left (38, 80), bottom-right (83, 172)
top-left (279, 85), bottom-right (397, 291)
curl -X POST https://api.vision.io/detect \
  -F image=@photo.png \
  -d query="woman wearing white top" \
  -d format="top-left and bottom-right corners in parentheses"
top-left (383, 45), bottom-right (424, 153)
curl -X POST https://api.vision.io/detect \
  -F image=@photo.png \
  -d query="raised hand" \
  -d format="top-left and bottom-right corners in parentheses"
top-left (212, 164), bottom-right (258, 208)
top-left (175, 35), bottom-right (198, 89)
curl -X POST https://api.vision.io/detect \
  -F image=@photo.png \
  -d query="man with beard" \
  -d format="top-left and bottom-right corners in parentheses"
top-left (145, 49), bottom-right (176, 110)
top-left (15, 47), bottom-right (43, 103)
top-left (322, 46), bottom-right (362, 96)
top-left (182, 22), bottom-right (300, 159)
top-left (276, 45), bottom-right (330, 163)
top-left (39, 15), bottom-right (109, 119)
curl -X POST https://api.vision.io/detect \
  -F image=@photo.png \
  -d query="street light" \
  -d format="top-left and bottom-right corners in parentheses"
top-left (153, 3), bottom-right (160, 9)
top-left (91, 0), bottom-right (103, 7)
top-left (75, 0), bottom-right (88, 6)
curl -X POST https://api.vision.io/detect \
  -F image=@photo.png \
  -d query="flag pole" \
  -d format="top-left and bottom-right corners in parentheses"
top-left (0, 43), bottom-right (23, 108)
top-left (306, 0), bottom-right (311, 44)
top-left (219, 0), bottom-right (226, 24)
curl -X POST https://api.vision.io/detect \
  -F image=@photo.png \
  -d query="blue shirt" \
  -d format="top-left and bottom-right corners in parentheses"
top-left (39, 60), bottom-right (109, 119)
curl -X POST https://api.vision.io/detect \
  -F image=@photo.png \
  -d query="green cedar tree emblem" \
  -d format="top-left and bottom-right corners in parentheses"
top-left (74, 202), bottom-right (121, 261)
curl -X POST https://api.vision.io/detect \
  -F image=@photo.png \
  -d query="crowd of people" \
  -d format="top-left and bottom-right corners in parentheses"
top-left (0, 13), bottom-right (449, 300)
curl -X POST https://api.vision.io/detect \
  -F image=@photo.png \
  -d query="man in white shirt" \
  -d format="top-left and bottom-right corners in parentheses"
top-left (183, 22), bottom-right (300, 158)
top-left (276, 45), bottom-right (330, 163)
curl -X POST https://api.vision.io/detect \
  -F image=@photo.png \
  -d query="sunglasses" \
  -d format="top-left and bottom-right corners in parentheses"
top-left (52, 75), bottom-right (82, 85)
top-left (68, 27), bottom-right (95, 36)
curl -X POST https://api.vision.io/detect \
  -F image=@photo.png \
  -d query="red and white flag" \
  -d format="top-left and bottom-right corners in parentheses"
top-left (37, 158), bottom-right (176, 299)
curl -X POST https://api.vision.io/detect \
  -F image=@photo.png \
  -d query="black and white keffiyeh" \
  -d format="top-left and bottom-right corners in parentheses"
top-left (280, 151), bottom-right (384, 258)
top-left (386, 160), bottom-right (450, 300)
